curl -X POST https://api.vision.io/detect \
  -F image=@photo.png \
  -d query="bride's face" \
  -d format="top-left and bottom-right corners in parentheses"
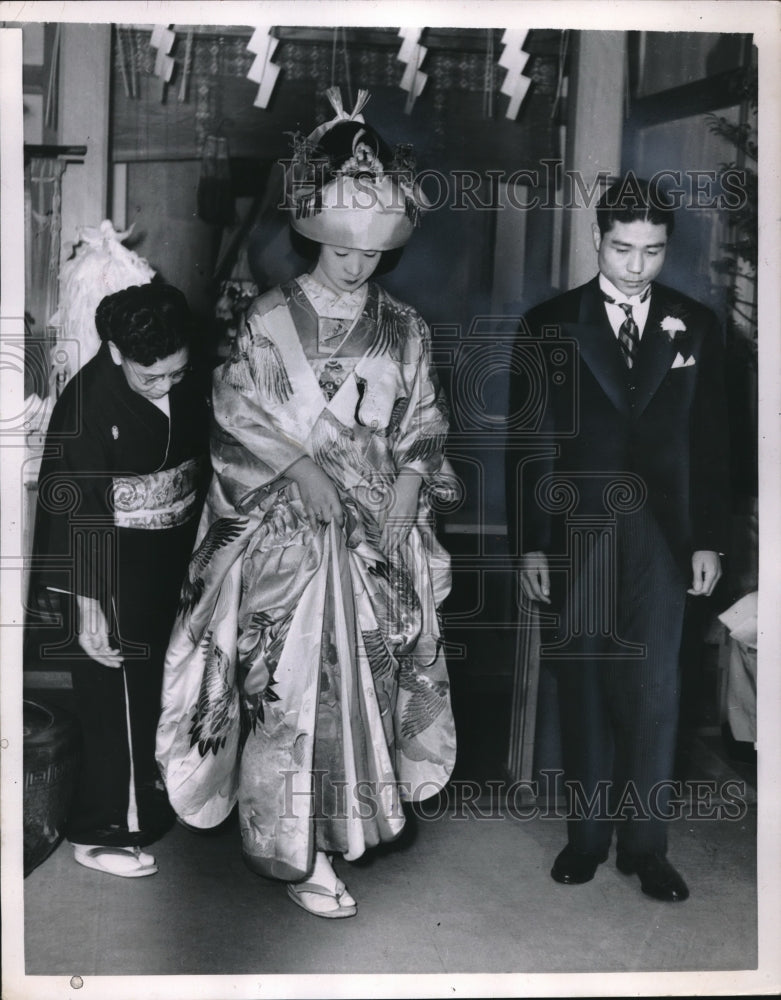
top-left (314, 245), bottom-right (382, 294)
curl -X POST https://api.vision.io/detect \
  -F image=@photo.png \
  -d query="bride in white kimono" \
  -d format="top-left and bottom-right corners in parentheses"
top-left (156, 90), bottom-right (456, 918)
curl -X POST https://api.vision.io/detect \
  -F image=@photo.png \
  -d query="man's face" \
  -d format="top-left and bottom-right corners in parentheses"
top-left (592, 219), bottom-right (669, 297)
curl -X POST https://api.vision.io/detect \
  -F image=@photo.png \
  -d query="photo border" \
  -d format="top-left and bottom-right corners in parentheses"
top-left (2, 2), bottom-right (779, 997)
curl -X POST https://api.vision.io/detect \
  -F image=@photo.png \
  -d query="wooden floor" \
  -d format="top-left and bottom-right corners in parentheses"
top-left (22, 790), bottom-right (757, 975)
top-left (15, 681), bottom-right (762, 996)
top-left (15, 599), bottom-right (766, 994)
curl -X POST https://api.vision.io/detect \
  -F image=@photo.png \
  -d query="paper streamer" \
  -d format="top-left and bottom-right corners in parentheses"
top-left (150, 24), bottom-right (176, 83)
top-left (246, 28), bottom-right (281, 109)
top-left (396, 28), bottom-right (428, 113)
top-left (498, 29), bottom-right (532, 119)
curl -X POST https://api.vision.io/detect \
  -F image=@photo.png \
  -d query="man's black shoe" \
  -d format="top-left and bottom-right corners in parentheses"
top-left (551, 844), bottom-right (609, 885)
top-left (616, 852), bottom-right (690, 902)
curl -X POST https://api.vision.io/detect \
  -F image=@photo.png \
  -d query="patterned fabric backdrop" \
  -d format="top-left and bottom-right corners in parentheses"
top-left (111, 27), bottom-right (563, 162)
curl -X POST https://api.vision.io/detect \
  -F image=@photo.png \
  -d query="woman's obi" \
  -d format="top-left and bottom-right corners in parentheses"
top-left (111, 456), bottom-right (208, 530)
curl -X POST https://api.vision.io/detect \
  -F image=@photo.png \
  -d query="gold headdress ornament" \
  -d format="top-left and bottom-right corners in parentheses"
top-left (285, 87), bottom-right (428, 252)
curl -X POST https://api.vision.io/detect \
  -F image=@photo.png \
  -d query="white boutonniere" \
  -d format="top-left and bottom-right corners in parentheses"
top-left (661, 315), bottom-right (687, 337)
top-left (660, 311), bottom-right (694, 364)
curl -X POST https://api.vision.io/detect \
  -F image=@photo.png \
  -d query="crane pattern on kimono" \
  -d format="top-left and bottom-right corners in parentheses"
top-left (364, 558), bottom-right (423, 654)
top-left (178, 516), bottom-right (250, 621)
top-left (385, 395), bottom-right (409, 437)
top-left (369, 294), bottom-right (414, 359)
top-left (222, 323), bottom-right (293, 404)
top-left (402, 432), bottom-right (448, 465)
top-left (247, 328), bottom-right (293, 404)
top-left (238, 609), bottom-right (293, 703)
top-left (398, 652), bottom-right (449, 740)
top-left (361, 628), bottom-right (397, 681)
top-left (189, 630), bottom-right (239, 757)
top-left (239, 683), bottom-right (281, 749)
top-left (311, 408), bottom-right (371, 481)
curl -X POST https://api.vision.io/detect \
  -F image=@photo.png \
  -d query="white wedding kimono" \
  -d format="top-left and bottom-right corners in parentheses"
top-left (156, 276), bottom-right (457, 880)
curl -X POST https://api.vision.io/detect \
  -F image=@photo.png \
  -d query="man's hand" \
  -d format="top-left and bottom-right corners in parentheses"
top-left (688, 550), bottom-right (722, 597)
top-left (287, 456), bottom-right (344, 530)
top-left (76, 595), bottom-right (123, 668)
top-left (520, 551), bottom-right (551, 604)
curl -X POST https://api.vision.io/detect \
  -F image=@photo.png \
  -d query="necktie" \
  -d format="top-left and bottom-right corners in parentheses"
top-left (616, 302), bottom-right (639, 369)
top-left (602, 287), bottom-right (650, 369)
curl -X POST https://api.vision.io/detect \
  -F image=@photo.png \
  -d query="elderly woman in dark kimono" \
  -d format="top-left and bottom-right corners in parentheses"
top-left (156, 90), bottom-right (456, 917)
top-left (31, 282), bottom-right (210, 877)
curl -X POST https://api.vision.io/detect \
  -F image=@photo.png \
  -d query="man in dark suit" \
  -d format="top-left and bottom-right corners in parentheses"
top-left (508, 177), bottom-right (730, 902)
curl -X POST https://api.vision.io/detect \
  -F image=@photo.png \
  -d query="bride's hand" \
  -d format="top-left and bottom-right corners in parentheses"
top-left (287, 456), bottom-right (344, 530)
top-left (380, 470), bottom-right (422, 552)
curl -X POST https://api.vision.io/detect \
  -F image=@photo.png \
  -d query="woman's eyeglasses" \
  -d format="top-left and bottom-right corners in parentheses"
top-left (125, 359), bottom-right (191, 387)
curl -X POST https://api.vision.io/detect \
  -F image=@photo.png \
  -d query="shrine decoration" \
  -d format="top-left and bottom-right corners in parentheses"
top-left (149, 24), bottom-right (176, 82)
top-left (498, 29), bottom-right (532, 119)
top-left (396, 28), bottom-right (428, 114)
top-left (246, 28), bottom-right (281, 109)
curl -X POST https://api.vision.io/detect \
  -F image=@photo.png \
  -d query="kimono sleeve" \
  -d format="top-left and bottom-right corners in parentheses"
top-left (391, 314), bottom-right (450, 482)
top-left (32, 379), bottom-right (114, 604)
top-left (210, 311), bottom-right (307, 508)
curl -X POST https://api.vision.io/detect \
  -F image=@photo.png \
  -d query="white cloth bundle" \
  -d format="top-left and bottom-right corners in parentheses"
top-left (718, 591), bottom-right (758, 744)
top-left (52, 220), bottom-right (155, 383)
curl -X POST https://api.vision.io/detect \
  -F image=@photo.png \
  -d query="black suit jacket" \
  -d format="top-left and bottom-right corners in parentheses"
top-left (507, 277), bottom-right (730, 577)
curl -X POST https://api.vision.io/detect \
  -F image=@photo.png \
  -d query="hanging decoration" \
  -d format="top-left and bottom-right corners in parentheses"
top-left (246, 28), bottom-right (281, 109)
top-left (115, 26), bottom-right (134, 98)
top-left (550, 30), bottom-right (570, 164)
top-left (396, 28), bottom-right (428, 114)
top-left (150, 23), bottom-right (176, 83)
top-left (330, 27), bottom-right (354, 110)
top-left (197, 135), bottom-right (234, 226)
top-left (111, 27), bottom-right (563, 162)
top-left (44, 23), bottom-right (61, 130)
top-left (179, 28), bottom-right (195, 102)
top-left (498, 29), bottom-right (532, 119)
top-left (116, 25), bottom-right (139, 99)
top-left (483, 28), bottom-right (496, 119)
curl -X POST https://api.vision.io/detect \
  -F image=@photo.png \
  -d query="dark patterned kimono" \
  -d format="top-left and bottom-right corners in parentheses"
top-left (156, 278), bottom-right (457, 880)
top-left (29, 343), bottom-right (210, 846)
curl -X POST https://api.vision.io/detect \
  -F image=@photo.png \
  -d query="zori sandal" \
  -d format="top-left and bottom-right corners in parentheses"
top-left (73, 844), bottom-right (158, 878)
top-left (287, 878), bottom-right (357, 918)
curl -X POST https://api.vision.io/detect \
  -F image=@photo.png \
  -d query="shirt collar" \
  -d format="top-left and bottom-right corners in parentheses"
top-left (599, 273), bottom-right (651, 306)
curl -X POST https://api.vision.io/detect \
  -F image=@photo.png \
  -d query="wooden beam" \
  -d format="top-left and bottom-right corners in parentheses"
top-left (273, 26), bottom-right (563, 56)
top-left (628, 67), bottom-right (752, 127)
top-left (137, 24), bottom-right (564, 56)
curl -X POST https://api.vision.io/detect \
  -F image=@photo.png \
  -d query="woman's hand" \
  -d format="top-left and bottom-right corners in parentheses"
top-left (380, 469), bottom-right (422, 552)
top-left (76, 595), bottom-right (124, 668)
top-left (287, 456), bottom-right (344, 530)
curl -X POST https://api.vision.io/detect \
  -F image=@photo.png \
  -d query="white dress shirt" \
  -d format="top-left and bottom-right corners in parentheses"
top-left (599, 274), bottom-right (652, 340)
